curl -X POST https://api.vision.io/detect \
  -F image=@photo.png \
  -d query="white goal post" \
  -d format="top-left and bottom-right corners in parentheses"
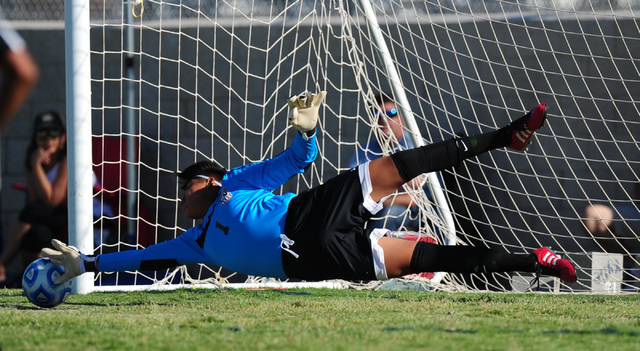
top-left (63, 0), bottom-right (639, 293)
top-left (65, 0), bottom-right (94, 294)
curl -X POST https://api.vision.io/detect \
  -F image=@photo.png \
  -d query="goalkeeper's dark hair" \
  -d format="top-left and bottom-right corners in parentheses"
top-left (176, 160), bottom-right (227, 188)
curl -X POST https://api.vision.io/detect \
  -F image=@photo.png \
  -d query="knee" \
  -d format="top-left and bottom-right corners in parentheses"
top-left (368, 157), bottom-right (405, 190)
top-left (369, 156), bottom-right (400, 177)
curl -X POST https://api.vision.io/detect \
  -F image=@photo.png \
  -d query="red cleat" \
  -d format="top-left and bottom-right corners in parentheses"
top-left (533, 247), bottom-right (576, 283)
top-left (508, 103), bottom-right (548, 151)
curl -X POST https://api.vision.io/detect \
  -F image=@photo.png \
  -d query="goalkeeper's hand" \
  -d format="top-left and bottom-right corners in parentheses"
top-left (287, 91), bottom-right (327, 132)
top-left (41, 239), bottom-right (86, 284)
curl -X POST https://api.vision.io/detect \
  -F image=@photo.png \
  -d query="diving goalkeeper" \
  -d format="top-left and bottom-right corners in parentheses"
top-left (43, 92), bottom-right (576, 284)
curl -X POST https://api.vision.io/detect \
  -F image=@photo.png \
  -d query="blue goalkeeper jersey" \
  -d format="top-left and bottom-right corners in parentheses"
top-left (98, 132), bottom-right (317, 278)
top-left (193, 132), bottom-right (317, 277)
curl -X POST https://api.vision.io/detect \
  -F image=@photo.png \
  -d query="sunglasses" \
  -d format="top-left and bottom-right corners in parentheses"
top-left (180, 174), bottom-right (222, 190)
top-left (375, 108), bottom-right (398, 118)
top-left (36, 130), bottom-right (62, 140)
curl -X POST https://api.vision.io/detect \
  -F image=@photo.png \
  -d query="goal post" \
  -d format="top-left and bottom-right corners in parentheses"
top-left (58, 0), bottom-right (640, 293)
top-left (65, 0), bottom-right (94, 294)
top-left (354, 0), bottom-right (457, 286)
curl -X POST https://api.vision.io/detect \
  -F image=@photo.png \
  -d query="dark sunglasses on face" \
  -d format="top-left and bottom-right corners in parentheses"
top-left (375, 108), bottom-right (398, 118)
top-left (36, 130), bottom-right (62, 140)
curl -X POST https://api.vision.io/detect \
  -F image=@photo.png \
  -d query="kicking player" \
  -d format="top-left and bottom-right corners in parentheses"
top-left (43, 92), bottom-right (576, 285)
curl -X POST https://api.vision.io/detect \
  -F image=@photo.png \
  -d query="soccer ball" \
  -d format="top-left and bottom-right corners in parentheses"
top-left (22, 258), bottom-right (73, 308)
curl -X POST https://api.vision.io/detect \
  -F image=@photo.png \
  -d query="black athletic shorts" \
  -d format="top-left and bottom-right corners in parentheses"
top-left (282, 168), bottom-right (377, 281)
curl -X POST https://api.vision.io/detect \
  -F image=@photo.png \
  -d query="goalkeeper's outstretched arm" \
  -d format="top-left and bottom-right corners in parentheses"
top-left (221, 91), bottom-right (327, 191)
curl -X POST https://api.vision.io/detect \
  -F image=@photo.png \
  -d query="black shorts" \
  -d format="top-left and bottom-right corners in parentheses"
top-left (282, 169), bottom-right (377, 281)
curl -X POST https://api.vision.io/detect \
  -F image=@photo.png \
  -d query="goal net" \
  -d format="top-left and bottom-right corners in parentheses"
top-left (71, 0), bottom-right (640, 293)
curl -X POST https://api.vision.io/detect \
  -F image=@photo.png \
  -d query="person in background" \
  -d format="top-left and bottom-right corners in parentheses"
top-left (0, 110), bottom-right (115, 287)
top-left (583, 182), bottom-right (640, 289)
top-left (349, 92), bottom-right (429, 232)
top-left (0, 112), bottom-right (67, 286)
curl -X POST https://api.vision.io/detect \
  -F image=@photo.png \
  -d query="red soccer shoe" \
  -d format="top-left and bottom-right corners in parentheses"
top-left (533, 247), bottom-right (576, 283)
top-left (508, 103), bottom-right (548, 151)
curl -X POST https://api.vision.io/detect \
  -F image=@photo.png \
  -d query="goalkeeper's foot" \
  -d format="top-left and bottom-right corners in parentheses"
top-left (533, 247), bottom-right (576, 283)
top-left (508, 103), bottom-right (547, 151)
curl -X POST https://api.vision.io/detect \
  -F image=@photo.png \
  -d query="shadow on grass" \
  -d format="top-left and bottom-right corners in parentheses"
top-left (384, 326), bottom-right (640, 337)
top-left (0, 304), bottom-right (43, 310)
top-left (544, 328), bottom-right (640, 337)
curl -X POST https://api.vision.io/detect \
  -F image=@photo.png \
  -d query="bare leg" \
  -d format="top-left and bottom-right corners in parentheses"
top-left (367, 157), bottom-right (405, 202)
top-left (0, 222), bottom-right (31, 282)
top-left (378, 236), bottom-right (418, 278)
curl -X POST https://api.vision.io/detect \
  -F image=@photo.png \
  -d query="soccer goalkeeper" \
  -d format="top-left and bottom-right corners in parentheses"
top-left (43, 92), bottom-right (576, 285)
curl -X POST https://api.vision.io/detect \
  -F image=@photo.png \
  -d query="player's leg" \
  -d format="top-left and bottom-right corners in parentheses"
top-left (376, 236), bottom-right (418, 277)
top-left (378, 236), bottom-right (537, 278)
top-left (367, 104), bottom-right (547, 202)
top-left (379, 235), bottom-right (576, 283)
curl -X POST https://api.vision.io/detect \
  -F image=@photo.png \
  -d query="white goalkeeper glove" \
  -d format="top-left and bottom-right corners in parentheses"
top-left (41, 239), bottom-right (87, 284)
top-left (287, 91), bottom-right (327, 132)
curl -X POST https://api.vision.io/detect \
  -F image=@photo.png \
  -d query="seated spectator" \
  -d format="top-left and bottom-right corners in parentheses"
top-left (583, 182), bottom-right (640, 289)
top-left (0, 111), bottom-right (68, 286)
top-left (0, 111), bottom-right (116, 287)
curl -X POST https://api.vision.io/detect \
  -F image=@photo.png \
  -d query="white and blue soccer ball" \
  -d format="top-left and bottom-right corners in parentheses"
top-left (22, 258), bottom-right (73, 308)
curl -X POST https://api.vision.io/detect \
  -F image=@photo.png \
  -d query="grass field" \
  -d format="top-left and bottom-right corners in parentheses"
top-left (1, 287), bottom-right (639, 350)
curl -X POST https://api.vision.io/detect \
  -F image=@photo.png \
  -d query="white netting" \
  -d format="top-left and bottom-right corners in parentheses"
top-left (47, 0), bottom-right (639, 292)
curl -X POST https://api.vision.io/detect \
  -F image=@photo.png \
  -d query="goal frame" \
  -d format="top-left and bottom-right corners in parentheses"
top-left (64, 0), bottom-right (640, 294)
top-left (66, 0), bottom-right (458, 293)
top-left (65, 0), bottom-right (94, 294)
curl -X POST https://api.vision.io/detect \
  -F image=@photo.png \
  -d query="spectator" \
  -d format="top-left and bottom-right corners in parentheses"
top-left (0, 111), bottom-right (67, 286)
top-left (0, 111), bottom-right (116, 286)
top-left (583, 182), bottom-right (640, 288)
top-left (349, 92), bottom-right (429, 231)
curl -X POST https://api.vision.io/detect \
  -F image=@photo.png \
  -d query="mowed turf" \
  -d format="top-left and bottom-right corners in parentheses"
top-left (1, 288), bottom-right (639, 350)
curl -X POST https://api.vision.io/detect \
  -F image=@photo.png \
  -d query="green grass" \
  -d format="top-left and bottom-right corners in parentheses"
top-left (1, 288), bottom-right (639, 350)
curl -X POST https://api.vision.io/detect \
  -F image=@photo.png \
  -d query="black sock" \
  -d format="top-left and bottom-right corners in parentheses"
top-left (390, 128), bottom-right (511, 182)
top-left (458, 128), bottom-right (512, 159)
top-left (409, 241), bottom-right (537, 274)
